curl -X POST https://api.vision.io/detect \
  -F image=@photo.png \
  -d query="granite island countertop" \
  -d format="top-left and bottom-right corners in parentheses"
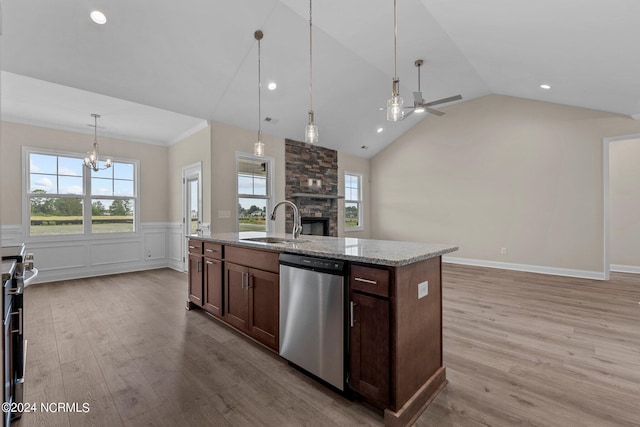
top-left (188, 232), bottom-right (458, 267)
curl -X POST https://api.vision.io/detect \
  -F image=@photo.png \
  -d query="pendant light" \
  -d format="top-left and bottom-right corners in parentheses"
top-left (254, 30), bottom-right (265, 157)
top-left (83, 113), bottom-right (112, 172)
top-left (387, 0), bottom-right (404, 122)
top-left (304, 0), bottom-right (318, 143)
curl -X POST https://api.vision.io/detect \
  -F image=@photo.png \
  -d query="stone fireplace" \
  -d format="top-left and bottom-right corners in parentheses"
top-left (285, 139), bottom-right (338, 237)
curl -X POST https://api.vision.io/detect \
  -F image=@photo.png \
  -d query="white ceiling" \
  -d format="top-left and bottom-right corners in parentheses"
top-left (2, 0), bottom-right (639, 158)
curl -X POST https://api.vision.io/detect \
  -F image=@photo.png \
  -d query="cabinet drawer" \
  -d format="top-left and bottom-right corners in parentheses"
top-left (225, 245), bottom-right (279, 273)
top-left (188, 239), bottom-right (203, 255)
top-left (350, 264), bottom-right (390, 298)
top-left (203, 242), bottom-right (223, 259)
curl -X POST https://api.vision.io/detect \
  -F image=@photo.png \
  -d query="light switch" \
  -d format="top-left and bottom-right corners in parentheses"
top-left (218, 210), bottom-right (231, 219)
top-left (418, 281), bottom-right (429, 299)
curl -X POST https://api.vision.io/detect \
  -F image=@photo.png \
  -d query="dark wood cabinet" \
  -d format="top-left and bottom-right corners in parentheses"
top-left (349, 292), bottom-right (390, 406)
top-left (224, 262), bottom-right (249, 332)
top-left (204, 258), bottom-right (223, 317)
top-left (247, 268), bottom-right (279, 350)
top-left (349, 264), bottom-right (391, 407)
top-left (203, 242), bottom-right (223, 317)
top-left (188, 239), bottom-right (204, 307)
top-left (224, 259), bottom-right (280, 351)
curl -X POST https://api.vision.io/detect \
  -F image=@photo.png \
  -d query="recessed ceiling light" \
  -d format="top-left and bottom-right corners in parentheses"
top-left (540, 84), bottom-right (551, 90)
top-left (379, 107), bottom-right (384, 111)
top-left (377, 127), bottom-right (384, 133)
top-left (90, 10), bottom-right (107, 25)
top-left (267, 82), bottom-right (277, 91)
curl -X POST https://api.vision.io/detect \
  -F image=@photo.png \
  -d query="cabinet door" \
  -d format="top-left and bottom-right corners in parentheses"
top-left (248, 268), bottom-right (279, 351)
top-left (224, 262), bottom-right (249, 332)
top-left (204, 258), bottom-right (223, 317)
top-left (349, 292), bottom-right (390, 406)
top-left (188, 253), bottom-right (203, 305)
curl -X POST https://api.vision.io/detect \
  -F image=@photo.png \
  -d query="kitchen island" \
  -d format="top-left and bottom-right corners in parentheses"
top-left (187, 232), bottom-right (458, 426)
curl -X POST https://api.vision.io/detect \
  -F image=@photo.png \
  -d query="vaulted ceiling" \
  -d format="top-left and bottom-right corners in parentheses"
top-left (2, 0), bottom-right (639, 158)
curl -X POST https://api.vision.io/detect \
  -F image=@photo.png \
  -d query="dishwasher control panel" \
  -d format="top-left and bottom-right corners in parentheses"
top-left (279, 253), bottom-right (346, 274)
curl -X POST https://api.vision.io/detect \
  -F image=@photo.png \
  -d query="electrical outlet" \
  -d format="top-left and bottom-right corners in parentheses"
top-left (218, 210), bottom-right (231, 219)
top-left (500, 247), bottom-right (508, 255)
top-left (146, 250), bottom-right (152, 259)
top-left (418, 281), bottom-right (429, 299)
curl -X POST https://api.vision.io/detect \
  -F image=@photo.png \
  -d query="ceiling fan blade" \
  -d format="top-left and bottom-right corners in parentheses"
top-left (424, 94), bottom-right (463, 107)
top-left (404, 110), bottom-right (414, 119)
top-left (425, 107), bottom-right (445, 116)
top-left (413, 91), bottom-right (423, 104)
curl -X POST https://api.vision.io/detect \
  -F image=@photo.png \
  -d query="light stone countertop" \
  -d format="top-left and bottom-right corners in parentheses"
top-left (188, 232), bottom-right (458, 267)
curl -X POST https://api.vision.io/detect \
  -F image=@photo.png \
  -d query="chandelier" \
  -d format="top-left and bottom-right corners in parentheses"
top-left (83, 113), bottom-right (112, 172)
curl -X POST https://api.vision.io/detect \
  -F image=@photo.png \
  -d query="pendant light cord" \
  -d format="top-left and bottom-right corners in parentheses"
top-left (309, 0), bottom-right (313, 112)
top-left (393, 0), bottom-right (397, 80)
top-left (257, 35), bottom-right (262, 139)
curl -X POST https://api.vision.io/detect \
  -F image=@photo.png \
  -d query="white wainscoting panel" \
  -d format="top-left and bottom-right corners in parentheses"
top-left (167, 223), bottom-right (185, 272)
top-left (91, 240), bottom-right (142, 265)
top-left (33, 243), bottom-right (86, 271)
top-left (1, 222), bottom-right (183, 284)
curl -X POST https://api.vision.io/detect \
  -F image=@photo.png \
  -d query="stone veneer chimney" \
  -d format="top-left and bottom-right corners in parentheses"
top-left (284, 139), bottom-right (338, 236)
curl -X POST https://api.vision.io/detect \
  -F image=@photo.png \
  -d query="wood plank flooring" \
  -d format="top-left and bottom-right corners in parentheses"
top-left (15, 265), bottom-right (640, 427)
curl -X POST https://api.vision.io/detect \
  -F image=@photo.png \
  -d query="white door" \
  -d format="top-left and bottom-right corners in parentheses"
top-left (183, 162), bottom-right (202, 271)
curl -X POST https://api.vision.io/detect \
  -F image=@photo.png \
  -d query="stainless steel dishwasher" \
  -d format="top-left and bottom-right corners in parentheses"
top-left (279, 253), bottom-right (347, 391)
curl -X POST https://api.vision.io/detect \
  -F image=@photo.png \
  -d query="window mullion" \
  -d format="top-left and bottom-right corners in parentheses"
top-left (84, 168), bottom-right (92, 234)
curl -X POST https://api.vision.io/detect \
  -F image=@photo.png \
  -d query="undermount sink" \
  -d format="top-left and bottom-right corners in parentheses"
top-left (241, 237), bottom-right (308, 244)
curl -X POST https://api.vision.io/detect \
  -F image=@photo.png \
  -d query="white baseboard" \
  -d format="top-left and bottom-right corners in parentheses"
top-left (443, 256), bottom-right (607, 281)
top-left (610, 264), bottom-right (640, 274)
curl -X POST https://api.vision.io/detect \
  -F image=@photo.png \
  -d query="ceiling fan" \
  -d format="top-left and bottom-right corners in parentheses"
top-left (405, 59), bottom-right (462, 117)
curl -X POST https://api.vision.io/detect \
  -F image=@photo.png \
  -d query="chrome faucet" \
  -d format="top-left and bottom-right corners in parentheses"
top-left (270, 200), bottom-right (302, 239)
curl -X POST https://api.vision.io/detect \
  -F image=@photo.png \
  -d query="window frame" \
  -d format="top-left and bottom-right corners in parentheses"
top-left (344, 171), bottom-right (364, 232)
top-left (22, 146), bottom-right (140, 240)
top-left (235, 152), bottom-right (274, 233)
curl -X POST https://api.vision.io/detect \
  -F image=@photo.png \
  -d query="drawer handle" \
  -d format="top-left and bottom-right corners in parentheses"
top-left (205, 248), bottom-right (217, 253)
top-left (189, 245), bottom-right (197, 249)
top-left (354, 277), bottom-right (377, 285)
top-left (206, 260), bottom-right (213, 265)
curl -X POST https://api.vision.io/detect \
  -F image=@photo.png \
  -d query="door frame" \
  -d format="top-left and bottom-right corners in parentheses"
top-left (603, 132), bottom-right (640, 280)
top-left (183, 162), bottom-right (202, 271)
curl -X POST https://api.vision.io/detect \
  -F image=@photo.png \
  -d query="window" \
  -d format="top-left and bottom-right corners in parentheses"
top-left (26, 148), bottom-right (138, 237)
top-left (344, 172), bottom-right (363, 231)
top-left (237, 155), bottom-right (272, 232)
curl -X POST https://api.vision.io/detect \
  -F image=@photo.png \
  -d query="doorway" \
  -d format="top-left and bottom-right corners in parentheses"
top-left (183, 162), bottom-right (202, 271)
top-left (603, 133), bottom-right (640, 279)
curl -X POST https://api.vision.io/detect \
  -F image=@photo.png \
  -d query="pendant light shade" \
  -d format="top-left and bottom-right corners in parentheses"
top-left (387, 0), bottom-right (404, 122)
top-left (304, 0), bottom-right (318, 143)
top-left (254, 30), bottom-right (265, 157)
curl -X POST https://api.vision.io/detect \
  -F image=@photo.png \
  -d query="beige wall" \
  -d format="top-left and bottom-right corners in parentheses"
top-left (338, 152), bottom-right (371, 238)
top-left (370, 95), bottom-right (640, 273)
top-left (0, 121), bottom-right (169, 223)
top-left (210, 121), bottom-right (286, 233)
top-left (610, 138), bottom-right (640, 267)
top-left (168, 124), bottom-right (212, 224)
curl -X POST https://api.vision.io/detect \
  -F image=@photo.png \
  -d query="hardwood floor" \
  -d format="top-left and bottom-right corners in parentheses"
top-left (15, 265), bottom-right (640, 426)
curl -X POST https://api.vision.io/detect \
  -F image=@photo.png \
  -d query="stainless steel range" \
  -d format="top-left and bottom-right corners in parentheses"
top-left (2, 245), bottom-right (37, 426)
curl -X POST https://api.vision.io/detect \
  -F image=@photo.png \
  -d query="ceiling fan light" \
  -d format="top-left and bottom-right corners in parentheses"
top-left (414, 105), bottom-right (425, 113)
top-left (387, 95), bottom-right (404, 121)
